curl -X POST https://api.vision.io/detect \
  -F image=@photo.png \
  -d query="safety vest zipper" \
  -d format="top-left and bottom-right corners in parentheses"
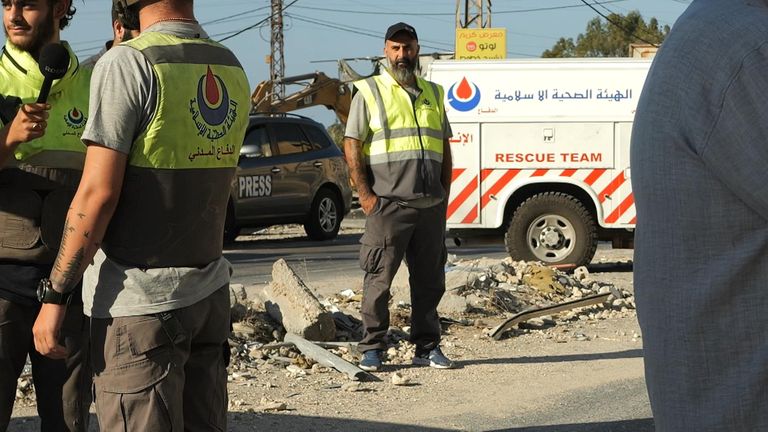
top-left (411, 98), bottom-right (427, 196)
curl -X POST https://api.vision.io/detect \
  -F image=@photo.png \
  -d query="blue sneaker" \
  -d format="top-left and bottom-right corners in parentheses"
top-left (359, 349), bottom-right (382, 371)
top-left (413, 346), bottom-right (454, 369)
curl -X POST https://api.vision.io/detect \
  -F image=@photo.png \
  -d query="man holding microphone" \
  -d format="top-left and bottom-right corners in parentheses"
top-left (0, 0), bottom-right (92, 430)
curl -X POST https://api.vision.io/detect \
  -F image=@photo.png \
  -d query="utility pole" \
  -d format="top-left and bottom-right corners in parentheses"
top-left (456, 0), bottom-right (492, 28)
top-left (270, 0), bottom-right (285, 100)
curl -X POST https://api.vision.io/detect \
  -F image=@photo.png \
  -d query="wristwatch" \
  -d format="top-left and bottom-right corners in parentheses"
top-left (36, 278), bottom-right (71, 305)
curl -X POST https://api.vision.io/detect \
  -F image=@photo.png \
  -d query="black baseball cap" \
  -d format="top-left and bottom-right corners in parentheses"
top-left (385, 22), bottom-right (418, 41)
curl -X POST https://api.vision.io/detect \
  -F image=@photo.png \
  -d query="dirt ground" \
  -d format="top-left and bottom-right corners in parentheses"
top-left (11, 246), bottom-right (644, 432)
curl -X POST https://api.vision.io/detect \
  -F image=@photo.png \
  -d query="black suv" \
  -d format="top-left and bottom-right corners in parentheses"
top-left (224, 113), bottom-right (353, 243)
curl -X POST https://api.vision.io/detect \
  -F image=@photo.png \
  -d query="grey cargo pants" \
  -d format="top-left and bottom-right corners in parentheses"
top-left (90, 284), bottom-right (230, 432)
top-left (357, 198), bottom-right (447, 353)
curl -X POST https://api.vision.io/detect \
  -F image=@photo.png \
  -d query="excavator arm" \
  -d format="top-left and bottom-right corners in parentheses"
top-left (251, 72), bottom-right (352, 124)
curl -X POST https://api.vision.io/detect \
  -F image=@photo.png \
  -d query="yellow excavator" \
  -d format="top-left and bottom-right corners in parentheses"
top-left (250, 72), bottom-right (352, 124)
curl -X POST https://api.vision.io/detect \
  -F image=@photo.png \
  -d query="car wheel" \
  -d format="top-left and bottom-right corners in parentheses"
top-left (504, 192), bottom-right (597, 266)
top-left (223, 201), bottom-right (239, 245)
top-left (304, 188), bottom-right (342, 241)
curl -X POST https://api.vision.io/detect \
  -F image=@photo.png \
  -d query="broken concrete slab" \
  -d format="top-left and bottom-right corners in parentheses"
top-left (445, 267), bottom-right (483, 292)
top-left (437, 293), bottom-right (469, 315)
top-left (263, 259), bottom-right (336, 342)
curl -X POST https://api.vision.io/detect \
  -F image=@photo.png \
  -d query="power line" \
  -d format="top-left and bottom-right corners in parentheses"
top-left (288, 13), bottom-right (538, 58)
top-left (217, 0), bottom-right (299, 43)
top-left (287, 13), bottom-right (452, 51)
top-left (200, 6), bottom-right (270, 26)
top-left (290, 1), bottom-right (627, 16)
top-left (578, 0), bottom-right (660, 47)
top-left (495, 0), bottom-right (628, 15)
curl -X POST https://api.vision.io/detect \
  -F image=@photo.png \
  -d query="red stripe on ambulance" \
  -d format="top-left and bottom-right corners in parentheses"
top-left (598, 172), bottom-right (626, 203)
top-left (447, 175), bottom-right (479, 220)
top-left (606, 193), bottom-right (635, 224)
top-left (481, 169), bottom-right (521, 209)
top-left (461, 205), bottom-right (479, 224)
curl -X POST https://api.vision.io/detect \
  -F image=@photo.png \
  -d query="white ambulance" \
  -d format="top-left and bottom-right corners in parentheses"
top-left (425, 58), bottom-right (652, 266)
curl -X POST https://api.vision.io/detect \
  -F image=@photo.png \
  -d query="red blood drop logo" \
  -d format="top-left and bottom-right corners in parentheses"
top-left (456, 77), bottom-right (473, 100)
top-left (71, 108), bottom-right (80, 118)
top-left (205, 66), bottom-right (220, 105)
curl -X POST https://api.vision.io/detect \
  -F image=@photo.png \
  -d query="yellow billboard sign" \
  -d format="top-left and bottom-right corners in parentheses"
top-left (455, 28), bottom-right (506, 60)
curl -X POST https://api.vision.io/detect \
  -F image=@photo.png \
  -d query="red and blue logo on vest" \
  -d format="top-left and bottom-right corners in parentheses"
top-left (197, 66), bottom-right (230, 126)
top-left (189, 65), bottom-right (240, 143)
top-left (63, 107), bottom-right (87, 136)
top-left (447, 77), bottom-right (481, 112)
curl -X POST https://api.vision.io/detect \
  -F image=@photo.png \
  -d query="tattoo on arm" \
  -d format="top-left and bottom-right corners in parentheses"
top-left (51, 216), bottom-right (89, 292)
top-left (52, 218), bottom-right (72, 275)
top-left (57, 247), bottom-right (85, 290)
top-left (344, 138), bottom-right (374, 199)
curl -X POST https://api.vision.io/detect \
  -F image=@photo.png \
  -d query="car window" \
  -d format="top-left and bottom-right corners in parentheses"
top-left (302, 125), bottom-right (332, 151)
top-left (241, 125), bottom-right (272, 157)
top-left (273, 123), bottom-right (312, 156)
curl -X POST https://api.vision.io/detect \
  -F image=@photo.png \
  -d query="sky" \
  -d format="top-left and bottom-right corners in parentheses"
top-left (2, 0), bottom-right (692, 126)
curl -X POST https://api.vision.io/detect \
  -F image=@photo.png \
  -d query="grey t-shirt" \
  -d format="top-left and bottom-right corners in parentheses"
top-left (81, 22), bottom-right (232, 318)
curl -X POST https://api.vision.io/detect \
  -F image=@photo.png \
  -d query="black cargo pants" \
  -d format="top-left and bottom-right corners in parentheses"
top-left (357, 198), bottom-right (447, 352)
top-left (0, 296), bottom-right (91, 432)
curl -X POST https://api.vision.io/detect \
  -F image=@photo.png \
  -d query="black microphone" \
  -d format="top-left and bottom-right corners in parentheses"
top-left (37, 43), bottom-right (70, 103)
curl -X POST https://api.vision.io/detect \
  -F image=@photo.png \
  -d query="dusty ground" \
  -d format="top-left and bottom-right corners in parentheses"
top-left (10, 236), bottom-right (643, 432)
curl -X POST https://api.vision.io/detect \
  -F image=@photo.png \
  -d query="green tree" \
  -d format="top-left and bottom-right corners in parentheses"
top-left (542, 11), bottom-right (669, 58)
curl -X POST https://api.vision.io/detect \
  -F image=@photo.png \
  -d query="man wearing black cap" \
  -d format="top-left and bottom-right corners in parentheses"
top-left (344, 22), bottom-right (454, 371)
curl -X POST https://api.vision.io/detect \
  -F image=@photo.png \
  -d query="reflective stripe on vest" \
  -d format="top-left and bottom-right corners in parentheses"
top-left (353, 70), bottom-right (446, 201)
top-left (102, 32), bottom-right (250, 268)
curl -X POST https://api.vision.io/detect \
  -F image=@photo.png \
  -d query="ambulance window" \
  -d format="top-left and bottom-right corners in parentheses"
top-left (241, 125), bottom-right (272, 158)
top-left (273, 123), bottom-right (312, 155)
top-left (302, 125), bottom-right (331, 151)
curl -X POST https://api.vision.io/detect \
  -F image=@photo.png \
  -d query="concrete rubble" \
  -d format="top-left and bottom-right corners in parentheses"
top-left (223, 256), bottom-right (636, 385)
top-left (16, 255), bottom-right (638, 408)
top-left (262, 259), bottom-right (336, 342)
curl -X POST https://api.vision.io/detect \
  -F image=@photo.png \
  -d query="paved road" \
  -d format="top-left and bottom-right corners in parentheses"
top-left (224, 221), bottom-right (509, 292)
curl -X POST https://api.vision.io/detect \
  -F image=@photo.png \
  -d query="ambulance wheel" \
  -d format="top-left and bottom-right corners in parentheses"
top-left (304, 188), bottom-right (342, 241)
top-left (223, 200), bottom-right (239, 245)
top-left (505, 192), bottom-right (597, 266)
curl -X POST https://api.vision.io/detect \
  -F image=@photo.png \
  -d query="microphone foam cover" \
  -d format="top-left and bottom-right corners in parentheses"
top-left (38, 43), bottom-right (70, 80)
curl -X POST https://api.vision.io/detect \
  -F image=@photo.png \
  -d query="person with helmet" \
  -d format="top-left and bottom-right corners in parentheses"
top-left (343, 22), bottom-right (454, 372)
top-left (0, 0), bottom-right (92, 431)
top-left (32, 0), bottom-right (251, 429)
top-left (80, 2), bottom-right (140, 68)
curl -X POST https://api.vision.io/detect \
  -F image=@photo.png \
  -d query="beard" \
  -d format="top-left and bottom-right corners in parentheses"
top-left (119, 31), bottom-right (135, 43)
top-left (4, 7), bottom-right (55, 57)
top-left (390, 57), bottom-right (417, 84)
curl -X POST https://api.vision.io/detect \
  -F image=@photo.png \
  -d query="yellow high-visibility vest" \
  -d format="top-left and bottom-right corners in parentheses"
top-left (353, 69), bottom-right (446, 201)
top-left (102, 32), bottom-right (251, 268)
